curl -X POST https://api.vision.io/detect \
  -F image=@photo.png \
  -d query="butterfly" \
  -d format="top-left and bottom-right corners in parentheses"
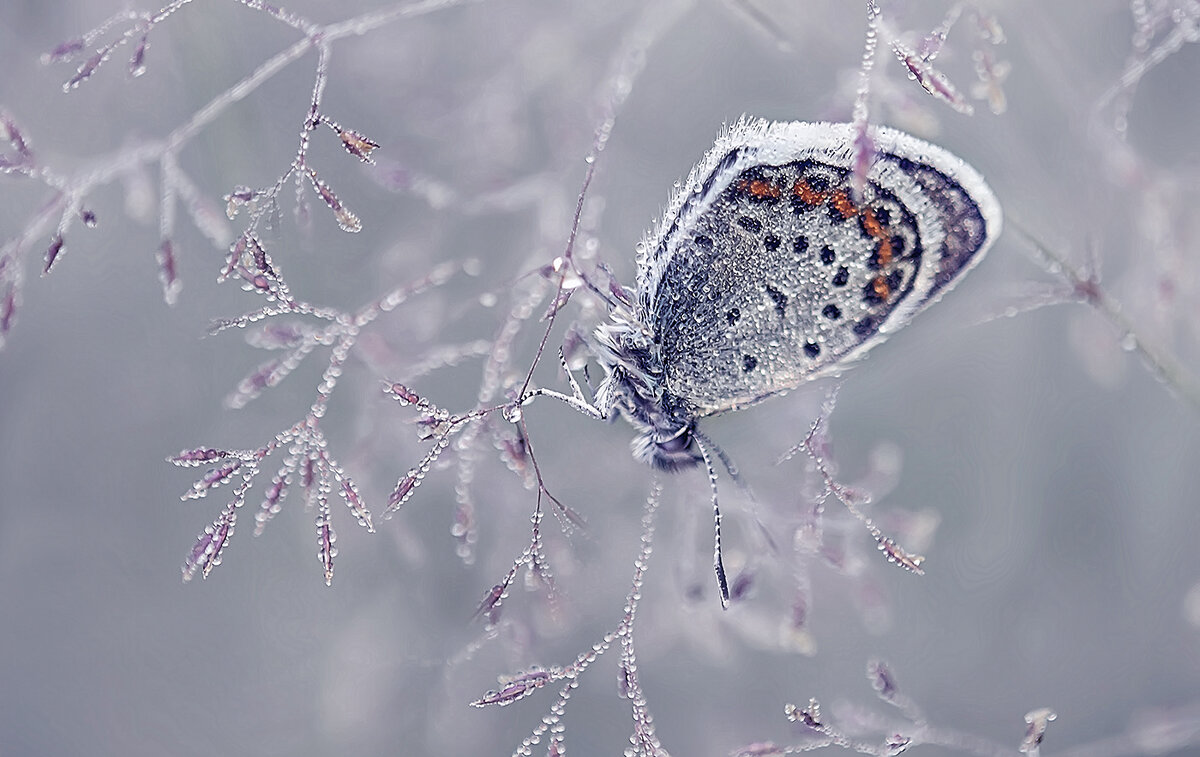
top-left (591, 117), bottom-right (1001, 470)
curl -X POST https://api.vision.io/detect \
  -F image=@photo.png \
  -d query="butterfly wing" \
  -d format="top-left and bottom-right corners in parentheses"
top-left (639, 119), bottom-right (1001, 416)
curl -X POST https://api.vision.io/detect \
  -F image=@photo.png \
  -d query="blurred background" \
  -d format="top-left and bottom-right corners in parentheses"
top-left (1, 1), bottom-right (1198, 755)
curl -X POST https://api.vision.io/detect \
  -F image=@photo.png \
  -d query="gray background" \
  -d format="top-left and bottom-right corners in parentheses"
top-left (1, 1), bottom-right (1198, 756)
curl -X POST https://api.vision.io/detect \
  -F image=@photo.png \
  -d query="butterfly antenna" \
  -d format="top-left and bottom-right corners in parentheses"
top-left (692, 432), bottom-right (730, 609)
top-left (568, 258), bottom-right (622, 311)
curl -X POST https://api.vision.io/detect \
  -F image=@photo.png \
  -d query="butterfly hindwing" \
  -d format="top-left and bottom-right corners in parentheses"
top-left (641, 119), bottom-right (1001, 416)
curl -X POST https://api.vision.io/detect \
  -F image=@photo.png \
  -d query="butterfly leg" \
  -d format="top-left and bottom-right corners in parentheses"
top-left (692, 432), bottom-right (730, 609)
top-left (517, 348), bottom-right (609, 421)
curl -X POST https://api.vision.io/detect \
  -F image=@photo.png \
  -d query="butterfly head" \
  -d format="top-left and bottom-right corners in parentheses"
top-left (593, 304), bottom-right (703, 471)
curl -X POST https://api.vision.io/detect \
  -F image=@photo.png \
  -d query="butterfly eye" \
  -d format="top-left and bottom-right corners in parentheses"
top-left (657, 432), bottom-right (692, 454)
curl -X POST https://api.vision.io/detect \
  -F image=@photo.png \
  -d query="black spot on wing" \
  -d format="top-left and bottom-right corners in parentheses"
top-left (765, 285), bottom-right (787, 318)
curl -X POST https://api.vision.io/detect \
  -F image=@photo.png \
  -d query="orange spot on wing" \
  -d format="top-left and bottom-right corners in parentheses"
top-left (861, 207), bottom-right (884, 237)
top-left (739, 178), bottom-right (781, 199)
top-left (860, 207), bottom-right (892, 268)
top-left (872, 275), bottom-right (891, 300)
top-left (876, 238), bottom-right (893, 268)
top-left (792, 180), bottom-right (825, 206)
top-left (832, 190), bottom-right (857, 220)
